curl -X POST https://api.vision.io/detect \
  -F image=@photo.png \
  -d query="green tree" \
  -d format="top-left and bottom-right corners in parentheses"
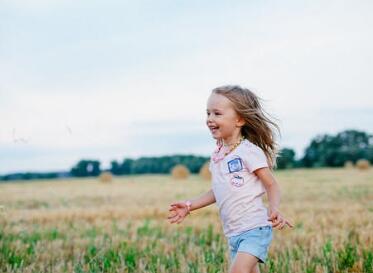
top-left (301, 129), bottom-right (373, 167)
top-left (110, 160), bottom-right (121, 175)
top-left (276, 148), bottom-right (296, 169)
top-left (70, 160), bottom-right (101, 177)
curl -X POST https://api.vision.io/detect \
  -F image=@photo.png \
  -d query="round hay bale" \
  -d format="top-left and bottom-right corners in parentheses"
top-left (344, 161), bottom-right (354, 169)
top-left (171, 164), bottom-right (190, 179)
top-left (99, 171), bottom-right (113, 183)
top-left (356, 159), bottom-right (371, 170)
top-left (199, 161), bottom-right (211, 181)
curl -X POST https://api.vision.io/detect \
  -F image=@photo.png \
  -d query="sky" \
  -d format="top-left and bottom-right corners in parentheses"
top-left (1, 0), bottom-right (372, 174)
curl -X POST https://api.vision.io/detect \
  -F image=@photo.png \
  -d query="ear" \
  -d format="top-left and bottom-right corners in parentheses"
top-left (236, 116), bottom-right (245, 127)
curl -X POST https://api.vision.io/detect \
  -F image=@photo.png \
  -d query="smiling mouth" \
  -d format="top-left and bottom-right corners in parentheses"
top-left (209, 126), bottom-right (219, 132)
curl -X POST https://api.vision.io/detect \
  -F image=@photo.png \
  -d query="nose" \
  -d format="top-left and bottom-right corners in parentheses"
top-left (206, 114), bottom-right (213, 124)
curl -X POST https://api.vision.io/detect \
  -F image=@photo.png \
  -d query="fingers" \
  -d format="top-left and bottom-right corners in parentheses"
top-left (168, 206), bottom-right (180, 215)
top-left (285, 219), bottom-right (294, 228)
top-left (278, 220), bottom-right (286, 230)
top-left (167, 211), bottom-right (177, 219)
top-left (272, 217), bottom-right (294, 230)
top-left (170, 202), bottom-right (186, 208)
top-left (167, 213), bottom-right (178, 222)
top-left (272, 218), bottom-right (281, 228)
top-left (167, 207), bottom-right (188, 224)
top-left (168, 213), bottom-right (181, 224)
top-left (277, 217), bottom-right (294, 229)
top-left (268, 212), bottom-right (282, 228)
top-left (168, 206), bottom-right (187, 216)
top-left (268, 211), bottom-right (279, 221)
top-left (176, 216), bottom-right (185, 224)
top-left (268, 210), bottom-right (294, 230)
top-left (168, 213), bottom-right (185, 224)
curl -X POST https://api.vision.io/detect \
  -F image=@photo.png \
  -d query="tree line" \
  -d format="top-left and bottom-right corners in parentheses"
top-left (1, 129), bottom-right (372, 181)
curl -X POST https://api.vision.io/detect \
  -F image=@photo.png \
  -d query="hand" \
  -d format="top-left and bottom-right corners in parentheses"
top-left (167, 201), bottom-right (190, 224)
top-left (268, 208), bottom-right (293, 230)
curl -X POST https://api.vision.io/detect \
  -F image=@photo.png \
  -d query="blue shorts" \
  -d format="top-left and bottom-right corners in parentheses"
top-left (228, 225), bottom-right (273, 263)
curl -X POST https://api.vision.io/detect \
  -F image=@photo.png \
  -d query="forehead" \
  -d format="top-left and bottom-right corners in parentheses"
top-left (207, 93), bottom-right (234, 110)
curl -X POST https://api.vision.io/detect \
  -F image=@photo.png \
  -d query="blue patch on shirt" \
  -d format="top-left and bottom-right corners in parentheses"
top-left (227, 158), bottom-right (243, 173)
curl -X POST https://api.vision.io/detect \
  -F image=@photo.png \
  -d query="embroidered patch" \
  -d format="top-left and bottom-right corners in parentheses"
top-left (227, 158), bottom-right (243, 173)
top-left (230, 174), bottom-right (244, 187)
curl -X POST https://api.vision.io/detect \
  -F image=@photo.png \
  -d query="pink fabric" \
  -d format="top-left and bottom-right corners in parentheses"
top-left (211, 142), bottom-right (227, 163)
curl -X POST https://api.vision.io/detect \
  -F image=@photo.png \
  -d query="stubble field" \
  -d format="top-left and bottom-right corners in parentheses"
top-left (0, 168), bottom-right (372, 273)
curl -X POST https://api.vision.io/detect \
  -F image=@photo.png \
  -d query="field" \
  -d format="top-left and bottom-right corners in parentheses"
top-left (0, 168), bottom-right (372, 273)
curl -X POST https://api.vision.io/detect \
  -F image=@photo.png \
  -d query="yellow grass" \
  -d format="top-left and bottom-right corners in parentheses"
top-left (0, 168), bottom-right (372, 272)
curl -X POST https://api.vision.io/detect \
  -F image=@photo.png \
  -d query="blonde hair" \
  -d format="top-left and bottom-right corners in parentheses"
top-left (212, 85), bottom-right (281, 168)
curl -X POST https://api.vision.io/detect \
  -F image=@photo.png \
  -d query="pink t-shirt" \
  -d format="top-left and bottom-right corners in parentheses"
top-left (209, 139), bottom-right (272, 238)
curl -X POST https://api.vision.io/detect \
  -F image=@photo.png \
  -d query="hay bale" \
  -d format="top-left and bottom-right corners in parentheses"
top-left (99, 171), bottom-right (113, 183)
top-left (356, 159), bottom-right (371, 170)
top-left (171, 164), bottom-right (190, 179)
top-left (199, 161), bottom-right (211, 181)
top-left (344, 161), bottom-right (354, 169)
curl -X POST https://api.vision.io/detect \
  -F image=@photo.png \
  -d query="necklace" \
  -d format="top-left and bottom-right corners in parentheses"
top-left (212, 136), bottom-right (245, 163)
top-left (223, 136), bottom-right (245, 156)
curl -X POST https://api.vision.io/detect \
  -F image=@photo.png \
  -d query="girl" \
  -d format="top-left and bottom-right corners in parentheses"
top-left (167, 85), bottom-right (293, 273)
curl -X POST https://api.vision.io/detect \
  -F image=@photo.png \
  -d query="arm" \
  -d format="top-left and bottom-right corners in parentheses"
top-left (254, 168), bottom-right (280, 211)
top-left (254, 167), bottom-right (293, 229)
top-left (168, 189), bottom-right (216, 224)
top-left (188, 188), bottom-right (216, 212)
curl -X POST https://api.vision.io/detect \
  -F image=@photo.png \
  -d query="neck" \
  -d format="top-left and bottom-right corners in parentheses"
top-left (223, 134), bottom-right (244, 146)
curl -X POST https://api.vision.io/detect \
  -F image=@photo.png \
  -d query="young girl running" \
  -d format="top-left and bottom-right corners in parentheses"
top-left (168, 85), bottom-right (293, 273)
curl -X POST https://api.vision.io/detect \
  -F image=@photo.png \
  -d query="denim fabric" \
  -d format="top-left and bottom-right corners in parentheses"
top-left (228, 225), bottom-right (273, 263)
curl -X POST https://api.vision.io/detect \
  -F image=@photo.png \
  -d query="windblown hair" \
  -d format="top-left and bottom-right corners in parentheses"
top-left (212, 85), bottom-right (281, 169)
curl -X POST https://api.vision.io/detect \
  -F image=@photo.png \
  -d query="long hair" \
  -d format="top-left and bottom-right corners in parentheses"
top-left (212, 85), bottom-right (281, 168)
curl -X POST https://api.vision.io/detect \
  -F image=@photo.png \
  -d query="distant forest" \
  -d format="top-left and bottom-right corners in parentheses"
top-left (1, 129), bottom-right (372, 181)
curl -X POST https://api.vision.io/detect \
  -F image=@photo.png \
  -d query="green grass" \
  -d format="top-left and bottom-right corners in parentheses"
top-left (0, 220), bottom-right (372, 273)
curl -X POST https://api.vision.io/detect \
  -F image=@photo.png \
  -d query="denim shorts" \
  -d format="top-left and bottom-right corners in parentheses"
top-left (228, 225), bottom-right (273, 263)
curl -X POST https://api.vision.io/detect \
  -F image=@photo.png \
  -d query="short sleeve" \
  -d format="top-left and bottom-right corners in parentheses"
top-left (243, 144), bottom-right (269, 173)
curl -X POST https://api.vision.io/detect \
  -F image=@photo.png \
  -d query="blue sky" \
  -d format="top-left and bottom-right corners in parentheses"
top-left (1, 1), bottom-right (373, 173)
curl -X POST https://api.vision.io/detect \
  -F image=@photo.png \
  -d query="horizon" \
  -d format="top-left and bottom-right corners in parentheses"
top-left (2, 127), bottom-right (370, 175)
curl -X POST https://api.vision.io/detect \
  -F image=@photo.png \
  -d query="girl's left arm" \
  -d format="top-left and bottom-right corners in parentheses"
top-left (254, 167), bottom-right (294, 230)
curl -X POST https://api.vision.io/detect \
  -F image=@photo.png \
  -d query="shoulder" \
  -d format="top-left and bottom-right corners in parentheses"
top-left (241, 139), bottom-right (265, 154)
top-left (239, 139), bottom-right (269, 172)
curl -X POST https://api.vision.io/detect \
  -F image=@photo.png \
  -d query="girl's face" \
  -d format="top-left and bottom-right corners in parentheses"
top-left (206, 93), bottom-right (244, 143)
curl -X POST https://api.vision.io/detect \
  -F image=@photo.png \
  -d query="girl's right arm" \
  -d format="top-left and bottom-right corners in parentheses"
top-left (168, 189), bottom-right (216, 224)
top-left (185, 188), bottom-right (216, 212)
